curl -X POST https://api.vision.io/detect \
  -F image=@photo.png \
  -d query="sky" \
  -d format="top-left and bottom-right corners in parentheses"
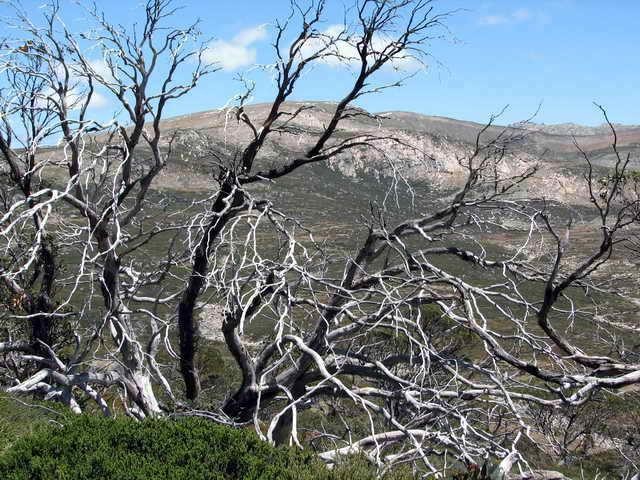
top-left (3, 0), bottom-right (639, 126)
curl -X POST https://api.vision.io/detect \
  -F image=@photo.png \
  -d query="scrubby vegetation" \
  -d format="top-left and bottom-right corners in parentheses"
top-left (0, 396), bottom-right (63, 455)
top-left (0, 414), bottom-right (424, 480)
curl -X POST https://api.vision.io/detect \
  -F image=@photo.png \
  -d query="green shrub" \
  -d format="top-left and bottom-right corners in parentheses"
top-left (0, 395), bottom-right (65, 455)
top-left (0, 413), bottom-right (486, 479)
top-left (0, 415), bottom-right (330, 480)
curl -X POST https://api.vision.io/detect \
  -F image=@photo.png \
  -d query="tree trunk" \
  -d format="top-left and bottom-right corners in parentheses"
top-left (177, 181), bottom-right (243, 400)
top-left (30, 244), bottom-right (56, 353)
top-left (100, 238), bottom-right (161, 416)
top-left (177, 290), bottom-right (201, 400)
top-left (272, 379), bottom-right (306, 446)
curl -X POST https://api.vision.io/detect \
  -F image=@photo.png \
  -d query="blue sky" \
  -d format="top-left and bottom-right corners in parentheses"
top-left (4, 0), bottom-right (639, 126)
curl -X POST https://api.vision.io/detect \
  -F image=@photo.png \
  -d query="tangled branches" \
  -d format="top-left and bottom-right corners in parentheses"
top-left (0, 1), bottom-right (639, 478)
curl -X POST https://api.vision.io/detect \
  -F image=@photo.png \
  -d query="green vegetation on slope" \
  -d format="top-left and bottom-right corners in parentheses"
top-left (0, 414), bottom-right (424, 480)
top-left (0, 395), bottom-right (65, 455)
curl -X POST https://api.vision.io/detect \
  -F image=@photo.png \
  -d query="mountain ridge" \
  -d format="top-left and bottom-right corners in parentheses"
top-left (45, 101), bottom-right (633, 205)
top-left (164, 101), bottom-right (640, 141)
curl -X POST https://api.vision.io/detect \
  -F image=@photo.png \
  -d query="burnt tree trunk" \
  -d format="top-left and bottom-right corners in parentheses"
top-left (30, 244), bottom-right (56, 350)
top-left (177, 180), bottom-right (244, 400)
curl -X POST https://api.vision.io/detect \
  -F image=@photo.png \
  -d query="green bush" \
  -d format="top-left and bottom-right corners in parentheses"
top-left (0, 414), bottom-right (423, 480)
top-left (0, 395), bottom-right (65, 455)
top-left (1, 413), bottom-right (490, 479)
top-left (0, 415), bottom-right (331, 480)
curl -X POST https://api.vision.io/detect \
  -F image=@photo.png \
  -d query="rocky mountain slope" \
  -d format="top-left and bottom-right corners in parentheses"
top-left (155, 102), bottom-right (640, 205)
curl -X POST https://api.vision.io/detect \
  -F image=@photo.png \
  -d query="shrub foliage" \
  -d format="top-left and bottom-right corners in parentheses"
top-left (0, 415), bottom-right (326, 480)
top-left (0, 415), bottom-right (420, 480)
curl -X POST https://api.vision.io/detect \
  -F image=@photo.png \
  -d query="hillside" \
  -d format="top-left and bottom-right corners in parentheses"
top-left (150, 102), bottom-right (640, 206)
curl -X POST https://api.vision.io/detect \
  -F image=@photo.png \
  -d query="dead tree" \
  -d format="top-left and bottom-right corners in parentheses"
top-left (1, 0), bottom-right (639, 476)
top-left (175, 0), bottom-right (449, 400)
top-left (198, 107), bottom-right (640, 476)
top-left (169, 1), bottom-right (639, 472)
top-left (0, 0), bottom-right (212, 417)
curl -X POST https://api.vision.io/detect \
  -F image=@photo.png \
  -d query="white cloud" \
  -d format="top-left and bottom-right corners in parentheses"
top-left (298, 25), bottom-right (356, 67)
top-left (35, 87), bottom-right (109, 111)
top-left (478, 14), bottom-right (509, 26)
top-left (35, 61), bottom-right (112, 111)
top-left (87, 58), bottom-right (115, 83)
top-left (204, 41), bottom-right (258, 71)
top-left (233, 24), bottom-right (268, 46)
top-left (69, 60), bottom-right (112, 109)
top-left (512, 8), bottom-right (532, 21)
top-left (479, 8), bottom-right (547, 27)
top-left (299, 25), bottom-right (423, 72)
top-left (203, 25), bottom-right (268, 71)
top-left (88, 91), bottom-right (109, 109)
top-left (203, 23), bottom-right (423, 73)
